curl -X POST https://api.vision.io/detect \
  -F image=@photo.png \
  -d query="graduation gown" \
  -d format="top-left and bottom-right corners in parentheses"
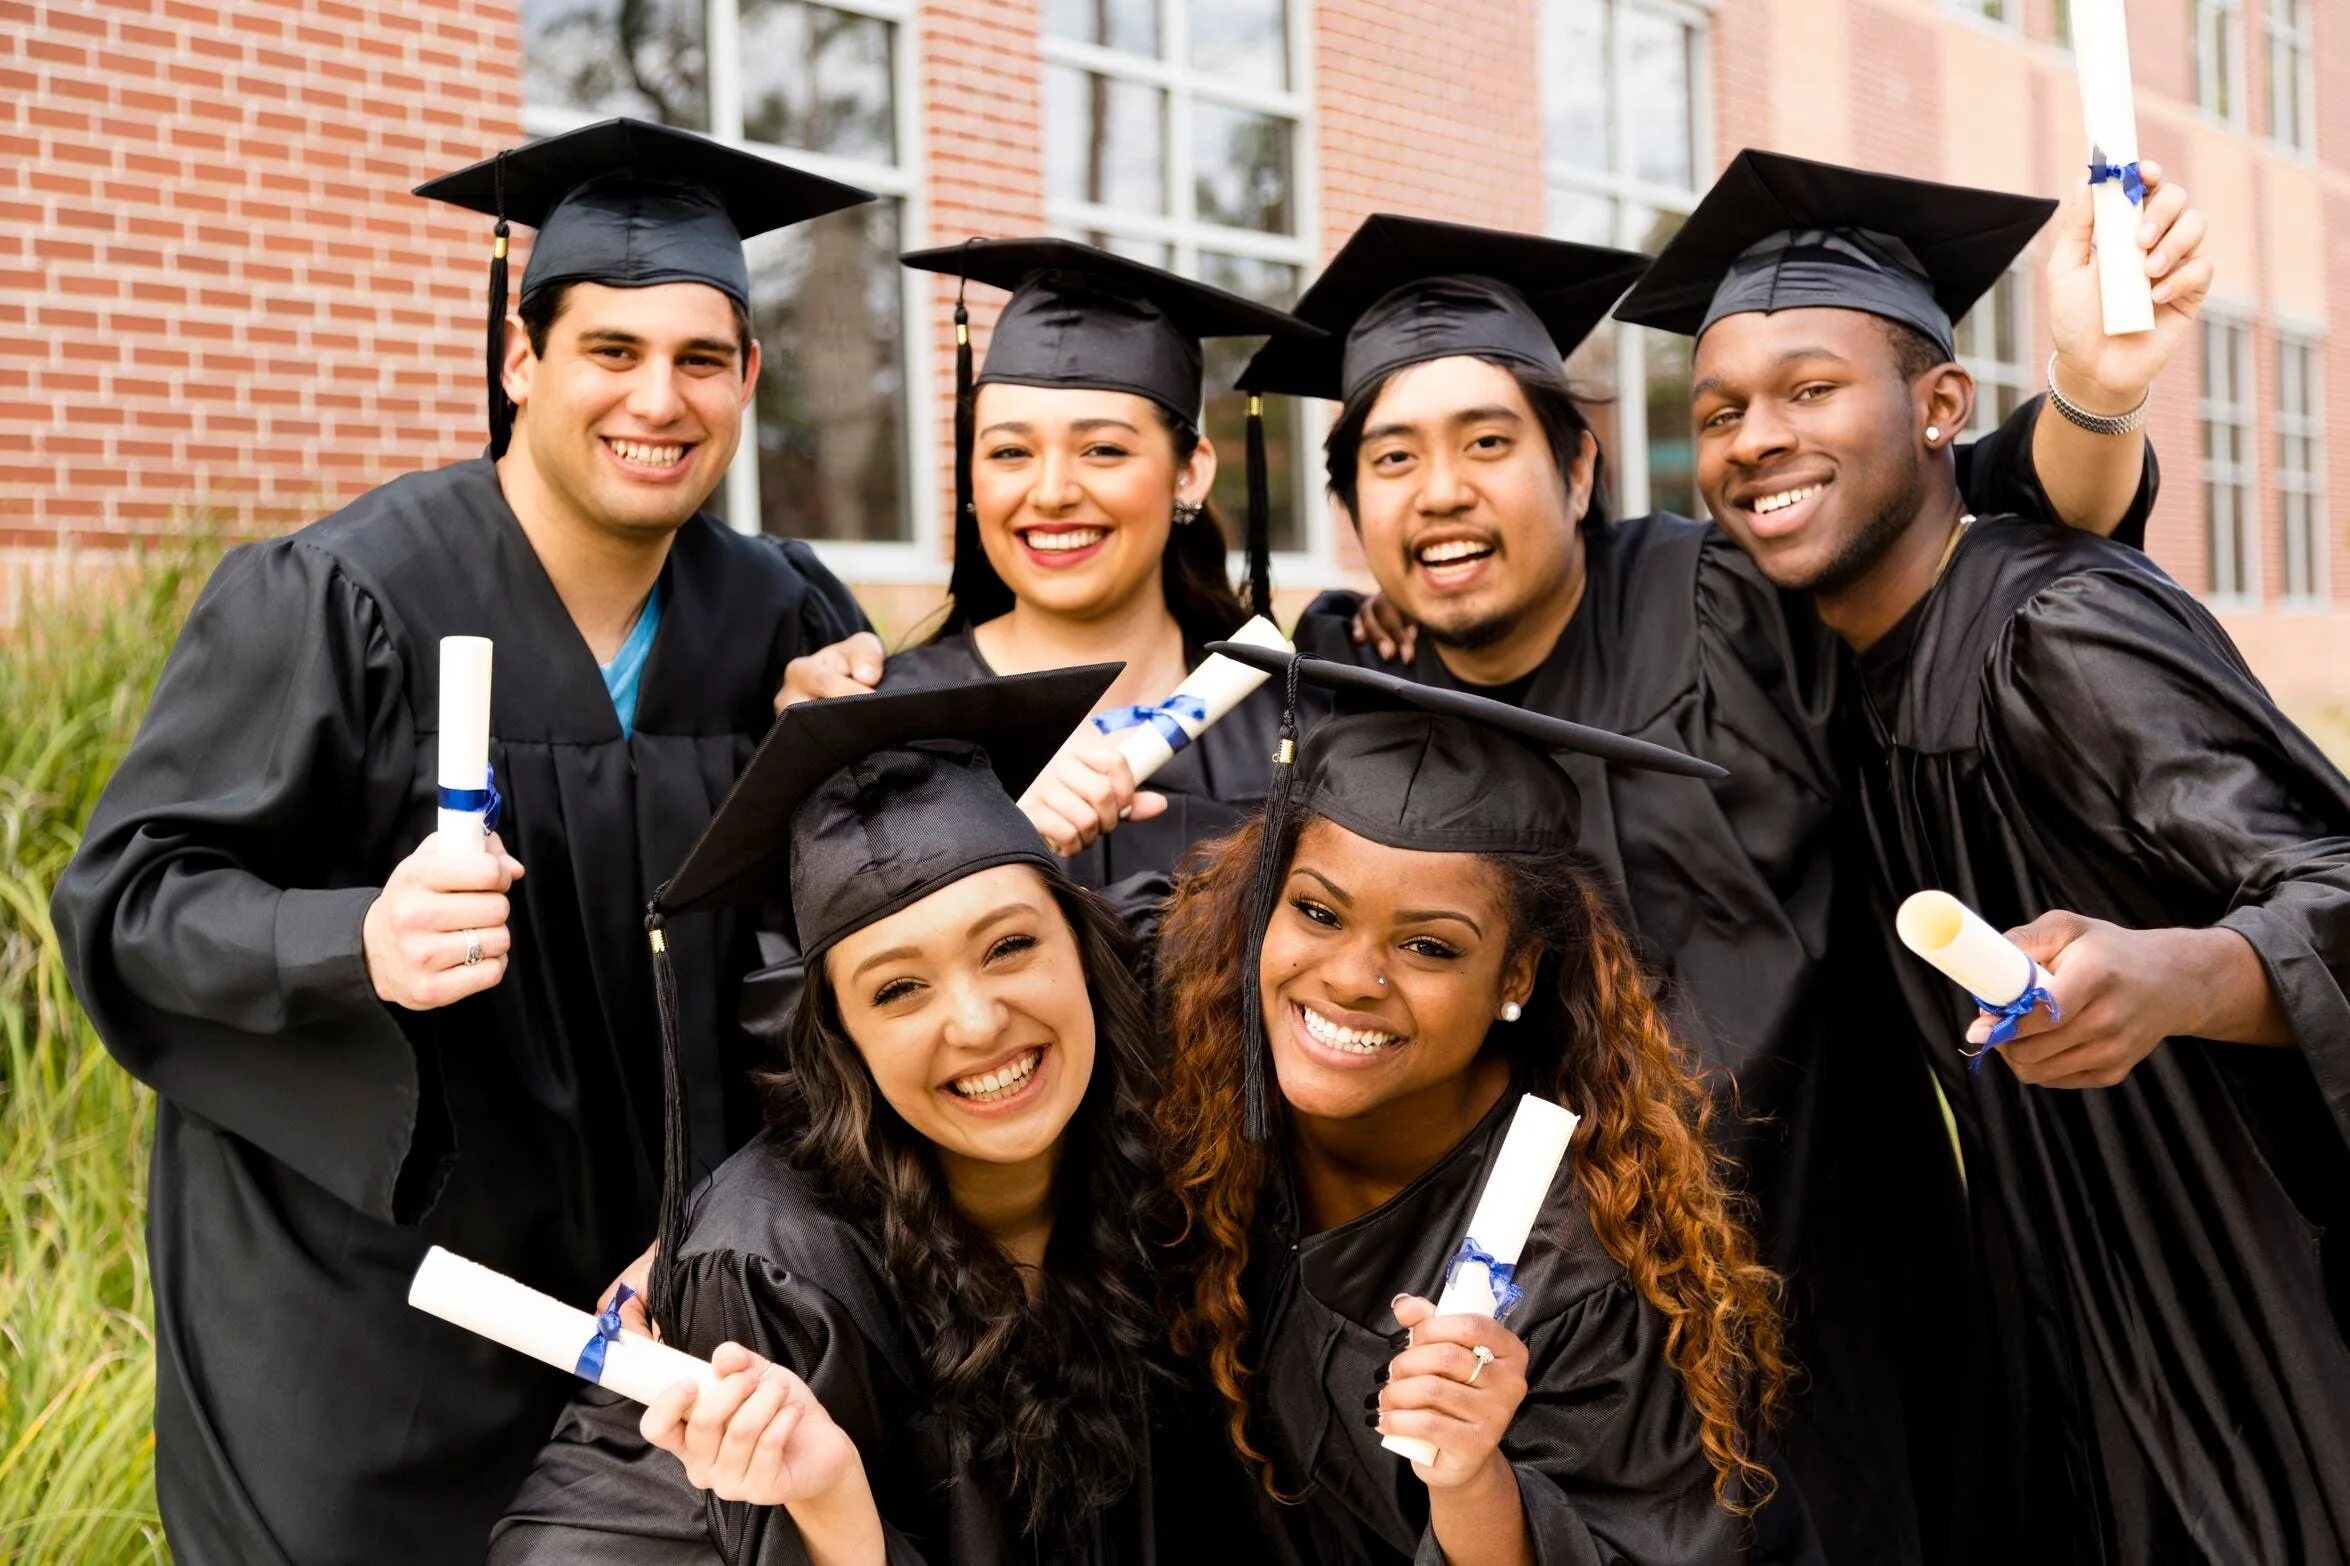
top-left (49, 459), bottom-right (867, 1566)
top-left (1238, 1084), bottom-right (1741, 1566)
top-left (489, 1130), bottom-right (1164, 1565)
top-left (1848, 516), bottom-right (2350, 1566)
top-left (881, 629), bottom-right (1281, 887)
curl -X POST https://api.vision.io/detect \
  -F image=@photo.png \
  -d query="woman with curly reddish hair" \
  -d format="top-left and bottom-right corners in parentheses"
top-left (1153, 647), bottom-right (1796, 1565)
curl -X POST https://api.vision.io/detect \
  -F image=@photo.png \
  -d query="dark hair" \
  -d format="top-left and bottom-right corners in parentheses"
top-left (757, 875), bottom-right (1171, 1547)
top-left (1323, 355), bottom-right (1611, 531)
top-left (1878, 318), bottom-right (1950, 383)
top-left (934, 398), bottom-right (1252, 648)
top-left (515, 280), bottom-right (758, 367)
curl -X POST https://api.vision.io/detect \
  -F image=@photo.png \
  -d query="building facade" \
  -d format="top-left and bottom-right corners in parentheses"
top-left (6, 0), bottom-right (2345, 716)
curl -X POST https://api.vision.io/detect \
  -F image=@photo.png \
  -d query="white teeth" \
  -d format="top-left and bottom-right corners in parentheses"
top-left (1752, 484), bottom-right (1820, 515)
top-left (1416, 539), bottom-right (1494, 566)
top-left (1024, 527), bottom-right (1107, 552)
top-left (948, 1047), bottom-right (1042, 1102)
top-left (1298, 1004), bottom-right (1402, 1055)
top-left (611, 439), bottom-right (686, 466)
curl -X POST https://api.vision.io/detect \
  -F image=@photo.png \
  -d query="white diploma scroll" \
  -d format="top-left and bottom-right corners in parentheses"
top-left (409, 1245), bottom-right (717, 1407)
top-left (1090, 615), bottom-right (1295, 785)
top-left (2071, 0), bottom-right (2156, 337)
top-left (1894, 891), bottom-right (2050, 1011)
top-left (1383, 1094), bottom-right (1581, 1467)
top-left (436, 636), bottom-right (494, 858)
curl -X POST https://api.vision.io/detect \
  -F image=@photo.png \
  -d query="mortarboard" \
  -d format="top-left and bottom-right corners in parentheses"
top-left (416, 118), bottom-right (875, 457)
top-left (1611, 149), bottom-right (2054, 359)
top-left (901, 238), bottom-right (1323, 623)
top-left (1202, 640), bottom-right (1725, 1140)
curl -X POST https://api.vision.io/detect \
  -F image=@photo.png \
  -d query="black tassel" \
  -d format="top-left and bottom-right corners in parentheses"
top-left (645, 911), bottom-right (692, 1331)
top-left (1239, 655), bottom-right (1306, 1142)
top-left (1245, 393), bottom-right (1272, 620)
top-left (486, 151), bottom-right (514, 459)
top-left (943, 246), bottom-right (1012, 625)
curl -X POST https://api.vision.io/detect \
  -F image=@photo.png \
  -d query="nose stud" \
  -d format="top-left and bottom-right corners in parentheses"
top-left (1375, 972), bottom-right (1387, 988)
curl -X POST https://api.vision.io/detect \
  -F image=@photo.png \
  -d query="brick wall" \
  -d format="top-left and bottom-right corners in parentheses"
top-left (0, 0), bottom-right (519, 608)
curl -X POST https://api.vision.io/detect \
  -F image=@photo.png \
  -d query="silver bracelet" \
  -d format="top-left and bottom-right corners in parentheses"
top-left (2046, 351), bottom-right (2149, 436)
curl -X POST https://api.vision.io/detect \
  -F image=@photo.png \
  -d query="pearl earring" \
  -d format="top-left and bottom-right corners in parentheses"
top-left (1925, 425), bottom-right (1942, 444)
top-left (1500, 1001), bottom-right (1522, 1023)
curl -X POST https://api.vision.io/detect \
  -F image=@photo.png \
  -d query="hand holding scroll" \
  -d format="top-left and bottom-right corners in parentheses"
top-left (2046, 161), bottom-right (2211, 411)
top-left (1375, 1294), bottom-right (1530, 1489)
top-left (363, 831), bottom-right (525, 1009)
top-left (1018, 729), bottom-right (1168, 858)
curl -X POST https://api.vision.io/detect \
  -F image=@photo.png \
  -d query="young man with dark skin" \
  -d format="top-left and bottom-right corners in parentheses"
top-left (1620, 149), bottom-right (2349, 1565)
top-left (51, 122), bottom-right (881, 1566)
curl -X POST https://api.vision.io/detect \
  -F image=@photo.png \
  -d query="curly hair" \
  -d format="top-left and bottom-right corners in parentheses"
top-left (756, 878), bottom-right (1172, 1547)
top-left (1155, 815), bottom-right (1788, 1513)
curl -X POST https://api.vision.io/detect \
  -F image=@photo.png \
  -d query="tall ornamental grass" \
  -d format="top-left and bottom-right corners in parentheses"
top-left (1, 542), bottom-right (218, 1563)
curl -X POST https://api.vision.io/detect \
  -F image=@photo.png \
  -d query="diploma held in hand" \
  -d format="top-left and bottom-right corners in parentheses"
top-left (1384, 1094), bottom-right (1579, 1467)
top-left (437, 636), bottom-right (495, 858)
top-left (408, 1245), bottom-right (717, 1407)
top-left (1090, 615), bottom-right (1294, 784)
top-left (1895, 891), bottom-right (2060, 1061)
top-left (2071, 0), bottom-right (2156, 336)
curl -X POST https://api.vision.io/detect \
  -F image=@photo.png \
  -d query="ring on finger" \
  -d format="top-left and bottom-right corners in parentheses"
top-left (462, 929), bottom-right (483, 967)
top-left (1465, 1344), bottom-right (1495, 1386)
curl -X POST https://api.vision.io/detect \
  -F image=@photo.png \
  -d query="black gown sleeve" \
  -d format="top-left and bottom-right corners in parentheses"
top-left (1986, 567), bottom-right (2350, 1143)
top-left (48, 538), bottom-right (451, 1223)
top-left (773, 537), bottom-right (876, 646)
top-left (1954, 391), bottom-right (2159, 550)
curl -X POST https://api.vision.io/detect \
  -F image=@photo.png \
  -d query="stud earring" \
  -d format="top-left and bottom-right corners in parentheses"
top-left (1171, 496), bottom-right (1203, 527)
top-left (1925, 424), bottom-right (1942, 444)
top-left (1500, 1001), bottom-right (1523, 1023)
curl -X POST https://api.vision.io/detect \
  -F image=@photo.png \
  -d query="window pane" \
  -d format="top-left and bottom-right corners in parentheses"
top-left (1546, 186), bottom-right (1618, 245)
top-left (1539, 0), bottom-right (1612, 173)
top-left (1993, 274), bottom-right (2020, 363)
top-left (1047, 67), bottom-right (1168, 212)
top-left (740, 1), bottom-right (894, 162)
top-left (749, 202), bottom-right (909, 543)
top-left (2053, 0), bottom-right (2072, 47)
top-left (1623, 10), bottom-right (1695, 190)
top-left (521, 0), bottom-right (707, 127)
top-left (1041, 0), bottom-right (1158, 56)
top-left (1193, 101), bottom-right (1294, 233)
top-left (1631, 205), bottom-right (1686, 256)
top-left (1643, 327), bottom-right (1698, 517)
top-left (1072, 230), bottom-right (1172, 267)
top-left (1198, 253), bottom-right (1304, 553)
top-left (1191, 0), bottom-right (1289, 91)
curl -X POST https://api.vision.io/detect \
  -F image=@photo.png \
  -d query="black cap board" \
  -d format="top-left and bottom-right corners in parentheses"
top-left (1611, 149), bottom-right (2054, 359)
top-left (415, 118), bottom-right (875, 456)
top-left (902, 237), bottom-right (1323, 621)
top-left (1205, 641), bottom-right (1724, 1140)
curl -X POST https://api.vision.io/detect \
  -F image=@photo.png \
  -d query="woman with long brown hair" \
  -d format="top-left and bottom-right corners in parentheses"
top-left (1153, 647), bottom-right (1795, 1564)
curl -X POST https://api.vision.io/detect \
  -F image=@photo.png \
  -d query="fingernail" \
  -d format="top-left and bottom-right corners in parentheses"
top-left (1362, 1410), bottom-right (1382, 1430)
top-left (1390, 1293), bottom-right (1411, 1307)
top-left (1388, 1328), bottom-right (1412, 1350)
top-left (2153, 283), bottom-right (2172, 302)
top-left (1362, 1389), bottom-right (1382, 1410)
top-left (2138, 224), bottom-right (2157, 247)
top-left (1374, 1363), bottom-right (1391, 1385)
top-left (2146, 251), bottom-right (2165, 275)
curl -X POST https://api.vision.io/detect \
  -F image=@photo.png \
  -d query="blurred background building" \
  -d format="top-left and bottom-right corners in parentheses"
top-left (4, 0), bottom-right (2343, 712)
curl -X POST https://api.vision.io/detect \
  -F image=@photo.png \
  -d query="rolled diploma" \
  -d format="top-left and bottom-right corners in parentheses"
top-left (408, 1245), bottom-right (717, 1407)
top-left (1383, 1094), bottom-right (1580, 1467)
top-left (1101, 615), bottom-right (1294, 784)
top-left (1894, 890), bottom-right (2049, 1010)
top-left (437, 636), bottom-right (494, 857)
top-left (2071, 0), bottom-right (2156, 336)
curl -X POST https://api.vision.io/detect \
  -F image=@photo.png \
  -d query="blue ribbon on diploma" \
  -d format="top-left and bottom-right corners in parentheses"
top-left (1091, 694), bottom-right (1209, 756)
top-left (1964, 982), bottom-right (2061, 1074)
top-left (1441, 1236), bottom-right (1525, 1323)
top-left (438, 765), bottom-right (503, 832)
top-left (2087, 155), bottom-right (2145, 206)
top-left (575, 1283), bottom-right (633, 1384)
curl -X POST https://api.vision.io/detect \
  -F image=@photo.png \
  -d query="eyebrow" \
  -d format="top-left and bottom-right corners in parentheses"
top-left (1296, 867), bottom-right (1484, 937)
top-left (977, 417), bottom-right (1142, 438)
top-left (1692, 346), bottom-right (1848, 403)
top-left (1362, 404), bottom-right (1525, 444)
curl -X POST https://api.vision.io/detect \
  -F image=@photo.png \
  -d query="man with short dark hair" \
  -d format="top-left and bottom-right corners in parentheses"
top-left (52, 120), bottom-right (879, 1565)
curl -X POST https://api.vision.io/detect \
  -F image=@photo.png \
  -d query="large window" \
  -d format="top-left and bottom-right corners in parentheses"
top-left (1540, 0), bottom-right (1709, 520)
top-left (1040, 0), bottom-right (1318, 562)
top-left (521, 0), bottom-right (930, 567)
top-left (1956, 269), bottom-right (2031, 440)
top-left (2192, 0), bottom-right (2244, 120)
top-left (2263, 0), bottom-right (2312, 151)
top-left (2277, 332), bottom-right (2326, 602)
top-left (2201, 316), bottom-right (2257, 599)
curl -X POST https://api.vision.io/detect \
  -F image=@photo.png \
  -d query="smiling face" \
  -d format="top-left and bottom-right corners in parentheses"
top-left (824, 864), bottom-right (1096, 1177)
top-left (969, 381), bottom-right (1214, 624)
top-left (1346, 356), bottom-right (1596, 654)
top-left (1692, 307), bottom-right (1967, 598)
top-left (1257, 817), bottom-right (1539, 1126)
top-left (502, 280), bottom-right (756, 541)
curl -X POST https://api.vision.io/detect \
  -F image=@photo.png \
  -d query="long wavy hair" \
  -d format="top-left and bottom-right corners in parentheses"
top-left (1154, 815), bottom-right (1787, 1512)
top-left (757, 876), bottom-right (1170, 1545)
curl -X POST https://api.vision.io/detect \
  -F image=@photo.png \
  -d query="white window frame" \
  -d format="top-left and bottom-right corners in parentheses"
top-left (2191, 0), bottom-right (2246, 122)
top-left (1540, 0), bottom-right (1714, 519)
top-left (2275, 326), bottom-right (2326, 604)
top-left (522, 0), bottom-right (941, 582)
top-left (2261, 0), bottom-right (2314, 153)
top-left (2200, 312), bottom-right (2258, 603)
top-left (1942, 0), bottom-right (2020, 32)
top-left (1957, 267), bottom-right (2033, 441)
top-left (1039, 0), bottom-right (1328, 574)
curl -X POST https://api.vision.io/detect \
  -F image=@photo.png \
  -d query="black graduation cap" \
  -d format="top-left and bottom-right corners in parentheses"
top-left (1611, 148), bottom-right (2055, 359)
top-left (415, 118), bottom-right (876, 457)
top-left (638, 666), bottom-right (1116, 1325)
top-left (900, 237), bottom-right (1322, 622)
top-left (1203, 640), bottom-right (1724, 1140)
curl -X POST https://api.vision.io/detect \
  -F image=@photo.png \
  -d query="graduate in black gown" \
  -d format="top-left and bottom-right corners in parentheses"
top-left (1239, 197), bottom-right (2195, 1562)
top-left (48, 120), bottom-right (875, 1565)
top-left (1153, 646), bottom-right (1794, 1565)
top-left (1619, 152), bottom-right (2349, 1565)
top-left (492, 669), bottom-right (1192, 1564)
